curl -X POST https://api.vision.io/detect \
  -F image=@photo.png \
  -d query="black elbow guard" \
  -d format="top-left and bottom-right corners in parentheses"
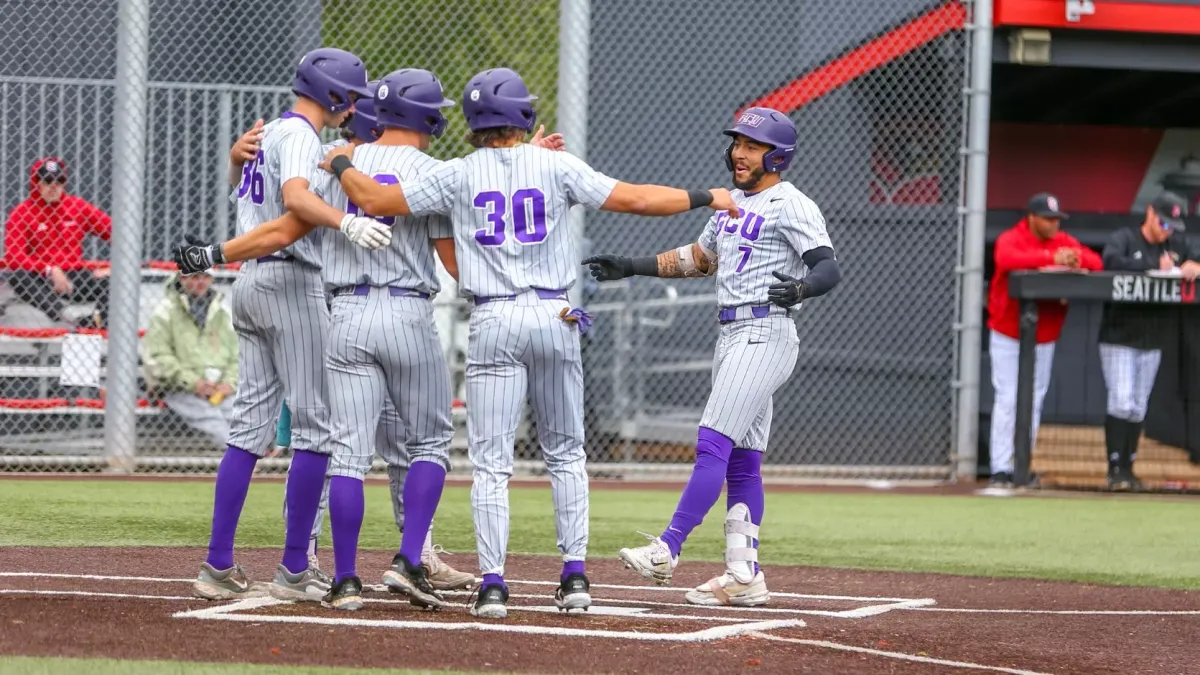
top-left (801, 247), bottom-right (841, 298)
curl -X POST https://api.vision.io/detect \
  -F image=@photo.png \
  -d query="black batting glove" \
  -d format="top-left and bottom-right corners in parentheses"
top-left (174, 235), bottom-right (223, 275)
top-left (767, 271), bottom-right (806, 308)
top-left (582, 254), bottom-right (635, 282)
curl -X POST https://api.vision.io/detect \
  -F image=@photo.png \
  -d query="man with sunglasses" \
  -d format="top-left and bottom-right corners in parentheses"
top-left (3, 157), bottom-right (112, 327)
top-left (1099, 191), bottom-right (1199, 491)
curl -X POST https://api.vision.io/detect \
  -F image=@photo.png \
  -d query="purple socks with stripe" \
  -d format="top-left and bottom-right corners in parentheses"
top-left (282, 449), bottom-right (330, 574)
top-left (726, 448), bottom-right (765, 574)
top-left (398, 461), bottom-right (447, 565)
top-left (205, 446), bottom-right (259, 570)
top-left (329, 475), bottom-right (364, 584)
top-left (659, 427), bottom-right (735, 558)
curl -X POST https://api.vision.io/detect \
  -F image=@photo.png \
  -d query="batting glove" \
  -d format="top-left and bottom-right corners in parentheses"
top-left (582, 254), bottom-right (634, 282)
top-left (174, 235), bottom-right (223, 275)
top-left (340, 214), bottom-right (392, 250)
top-left (559, 307), bottom-right (594, 335)
top-left (767, 271), bottom-right (806, 308)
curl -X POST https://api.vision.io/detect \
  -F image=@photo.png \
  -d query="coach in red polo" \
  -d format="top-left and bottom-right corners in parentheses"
top-left (986, 193), bottom-right (1102, 487)
top-left (3, 157), bottom-right (112, 327)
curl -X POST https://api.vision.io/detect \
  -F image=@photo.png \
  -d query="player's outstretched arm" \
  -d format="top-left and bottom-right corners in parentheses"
top-left (319, 145), bottom-right (414, 217)
top-left (281, 178), bottom-right (350, 229)
top-left (583, 242), bottom-right (716, 282)
top-left (172, 214), bottom-right (314, 274)
top-left (601, 184), bottom-right (739, 217)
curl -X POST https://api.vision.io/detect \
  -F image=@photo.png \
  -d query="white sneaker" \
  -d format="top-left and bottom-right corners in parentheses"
top-left (685, 570), bottom-right (769, 607)
top-left (618, 532), bottom-right (678, 586)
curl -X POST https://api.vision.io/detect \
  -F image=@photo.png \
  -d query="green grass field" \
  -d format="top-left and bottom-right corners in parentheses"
top-left (2, 479), bottom-right (1199, 590)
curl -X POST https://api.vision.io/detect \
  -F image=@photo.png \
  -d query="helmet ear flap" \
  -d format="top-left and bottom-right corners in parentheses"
top-left (724, 142), bottom-right (735, 172)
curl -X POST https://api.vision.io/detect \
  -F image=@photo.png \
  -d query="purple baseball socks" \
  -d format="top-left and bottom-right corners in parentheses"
top-left (205, 446), bottom-right (259, 570)
top-left (659, 427), bottom-right (735, 558)
top-left (397, 461), bottom-right (446, 566)
top-left (282, 449), bottom-right (330, 574)
top-left (562, 560), bottom-right (585, 581)
top-left (726, 448), bottom-right (764, 574)
top-left (329, 475), bottom-right (364, 585)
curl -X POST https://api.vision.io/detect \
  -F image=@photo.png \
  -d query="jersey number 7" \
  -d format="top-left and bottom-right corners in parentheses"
top-left (347, 173), bottom-right (399, 226)
top-left (473, 188), bottom-right (547, 246)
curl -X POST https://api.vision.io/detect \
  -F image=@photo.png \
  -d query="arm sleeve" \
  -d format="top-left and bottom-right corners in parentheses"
top-left (399, 159), bottom-right (462, 216)
top-left (994, 231), bottom-right (1053, 271)
top-left (3, 205), bottom-right (36, 270)
top-left (277, 130), bottom-right (323, 185)
top-left (558, 152), bottom-right (618, 210)
top-left (780, 197), bottom-right (833, 256)
top-left (800, 247), bottom-right (842, 298)
top-left (82, 201), bottom-right (113, 241)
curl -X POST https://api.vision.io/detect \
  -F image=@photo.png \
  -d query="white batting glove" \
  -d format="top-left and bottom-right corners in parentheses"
top-left (340, 214), bottom-right (392, 250)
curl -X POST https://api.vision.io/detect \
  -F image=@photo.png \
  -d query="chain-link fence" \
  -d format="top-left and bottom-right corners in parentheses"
top-left (0, 0), bottom-right (972, 478)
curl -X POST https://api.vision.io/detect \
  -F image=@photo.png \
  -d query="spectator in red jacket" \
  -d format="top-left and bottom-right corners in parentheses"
top-left (3, 157), bottom-right (112, 327)
top-left (986, 193), bottom-right (1103, 488)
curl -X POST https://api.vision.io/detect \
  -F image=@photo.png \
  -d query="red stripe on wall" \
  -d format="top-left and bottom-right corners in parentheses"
top-left (995, 0), bottom-right (1200, 36)
top-left (746, 2), bottom-right (967, 114)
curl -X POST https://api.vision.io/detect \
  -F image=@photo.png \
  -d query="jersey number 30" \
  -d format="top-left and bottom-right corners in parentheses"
top-left (473, 189), bottom-right (547, 246)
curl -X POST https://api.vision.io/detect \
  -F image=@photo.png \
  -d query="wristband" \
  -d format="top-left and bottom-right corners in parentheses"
top-left (330, 155), bottom-right (354, 179)
top-left (212, 243), bottom-right (226, 265)
top-left (687, 189), bottom-right (713, 210)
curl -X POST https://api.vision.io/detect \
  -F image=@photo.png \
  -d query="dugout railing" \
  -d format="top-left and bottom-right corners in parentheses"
top-left (1006, 270), bottom-right (1200, 492)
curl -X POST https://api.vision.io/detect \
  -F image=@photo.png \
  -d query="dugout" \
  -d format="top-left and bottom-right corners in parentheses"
top-left (977, 3), bottom-right (1200, 485)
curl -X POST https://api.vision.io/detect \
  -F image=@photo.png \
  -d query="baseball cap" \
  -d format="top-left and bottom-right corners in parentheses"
top-left (1150, 191), bottom-right (1188, 232)
top-left (36, 159), bottom-right (66, 183)
top-left (1027, 192), bottom-right (1068, 220)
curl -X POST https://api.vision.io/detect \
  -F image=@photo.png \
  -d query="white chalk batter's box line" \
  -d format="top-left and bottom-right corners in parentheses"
top-left (0, 572), bottom-right (934, 620)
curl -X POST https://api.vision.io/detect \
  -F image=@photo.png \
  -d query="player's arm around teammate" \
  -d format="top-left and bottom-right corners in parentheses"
top-left (588, 108), bottom-right (842, 608)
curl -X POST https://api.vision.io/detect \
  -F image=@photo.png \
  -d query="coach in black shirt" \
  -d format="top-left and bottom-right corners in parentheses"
top-left (1099, 191), bottom-right (1199, 490)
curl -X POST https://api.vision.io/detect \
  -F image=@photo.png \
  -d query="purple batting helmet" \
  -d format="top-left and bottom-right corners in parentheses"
top-left (293, 47), bottom-right (372, 114)
top-left (461, 68), bottom-right (537, 133)
top-left (374, 69), bottom-right (455, 137)
top-left (723, 107), bottom-right (797, 173)
top-left (345, 81), bottom-right (383, 143)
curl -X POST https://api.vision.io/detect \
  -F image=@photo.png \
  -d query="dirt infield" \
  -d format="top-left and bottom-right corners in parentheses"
top-left (1, 548), bottom-right (1197, 674)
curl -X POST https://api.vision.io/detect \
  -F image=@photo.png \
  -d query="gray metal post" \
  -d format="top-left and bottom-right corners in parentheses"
top-left (216, 90), bottom-right (233, 241)
top-left (558, 0), bottom-right (591, 308)
top-left (954, 0), bottom-right (993, 481)
top-left (105, 0), bottom-right (151, 472)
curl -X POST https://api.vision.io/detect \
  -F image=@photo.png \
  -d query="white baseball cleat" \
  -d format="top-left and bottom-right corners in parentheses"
top-left (685, 570), bottom-right (769, 607)
top-left (618, 532), bottom-right (678, 586)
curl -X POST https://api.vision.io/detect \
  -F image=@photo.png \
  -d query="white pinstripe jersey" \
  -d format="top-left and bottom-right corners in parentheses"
top-left (400, 145), bottom-right (617, 298)
top-left (233, 114), bottom-right (324, 267)
top-left (699, 181), bottom-right (832, 307)
top-left (312, 142), bottom-right (451, 294)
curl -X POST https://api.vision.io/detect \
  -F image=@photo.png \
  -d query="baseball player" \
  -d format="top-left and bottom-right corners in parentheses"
top-left (986, 193), bottom-right (1102, 488)
top-left (187, 47), bottom-right (385, 604)
top-left (585, 107), bottom-right (841, 606)
top-left (321, 66), bottom-right (737, 619)
top-left (1100, 191), bottom-right (1198, 490)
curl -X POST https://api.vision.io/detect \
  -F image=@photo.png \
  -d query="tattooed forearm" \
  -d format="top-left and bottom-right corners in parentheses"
top-left (656, 250), bottom-right (684, 278)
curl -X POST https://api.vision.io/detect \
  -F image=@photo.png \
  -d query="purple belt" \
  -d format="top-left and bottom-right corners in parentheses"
top-left (474, 288), bottom-right (567, 305)
top-left (256, 255), bottom-right (291, 263)
top-left (334, 284), bottom-right (430, 299)
top-left (718, 305), bottom-right (773, 323)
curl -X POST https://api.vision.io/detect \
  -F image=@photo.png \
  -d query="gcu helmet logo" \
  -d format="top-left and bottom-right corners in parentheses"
top-left (1047, 196), bottom-right (1059, 212)
top-left (377, 84), bottom-right (390, 99)
top-left (470, 89), bottom-right (481, 102)
top-left (738, 112), bottom-right (765, 128)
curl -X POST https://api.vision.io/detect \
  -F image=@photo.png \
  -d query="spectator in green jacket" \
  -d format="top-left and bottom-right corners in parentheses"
top-left (143, 271), bottom-right (238, 446)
